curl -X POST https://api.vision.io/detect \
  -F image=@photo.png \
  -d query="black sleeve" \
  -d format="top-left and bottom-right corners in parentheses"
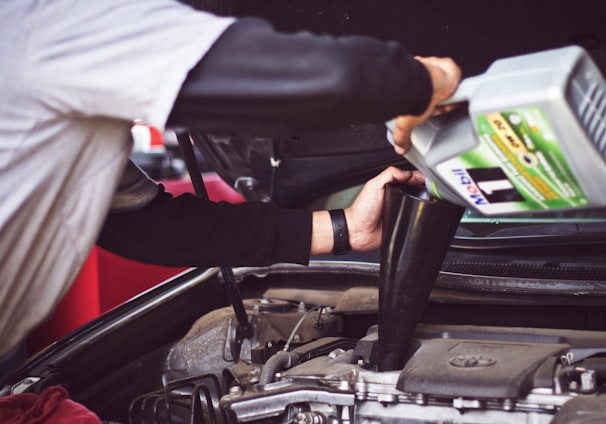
top-left (167, 18), bottom-right (432, 134)
top-left (96, 186), bottom-right (313, 267)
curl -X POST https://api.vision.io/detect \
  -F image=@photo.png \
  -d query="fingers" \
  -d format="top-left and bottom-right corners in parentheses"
top-left (405, 170), bottom-right (426, 186)
top-left (351, 167), bottom-right (409, 213)
top-left (372, 166), bottom-right (426, 187)
top-left (393, 144), bottom-right (407, 155)
top-left (391, 115), bottom-right (416, 154)
top-left (391, 56), bottom-right (461, 155)
top-left (433, 102), bottom-right (460, 116)
top-left (345, 167), bottom-right (426, 252)
top-left (391, 102), bottom-right (460, 154)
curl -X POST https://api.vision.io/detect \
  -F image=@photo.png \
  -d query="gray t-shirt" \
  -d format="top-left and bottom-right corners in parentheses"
top-left (0, 0), bottom-right (234, 356)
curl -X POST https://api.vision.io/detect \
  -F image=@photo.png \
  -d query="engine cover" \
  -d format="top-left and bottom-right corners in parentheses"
top-left (157, 301), bottom-right (606, 424)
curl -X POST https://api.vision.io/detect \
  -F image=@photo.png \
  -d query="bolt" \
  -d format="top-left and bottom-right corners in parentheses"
top-left (581, 370), bottom-right (596, 392)
top-left (338, 380), bottom-right (351, 391)
top-left (328, 348), bottom-right (346, 359)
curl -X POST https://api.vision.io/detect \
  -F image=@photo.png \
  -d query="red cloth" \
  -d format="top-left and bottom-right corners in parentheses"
top-left (0, 386), bottom-right (101, 423)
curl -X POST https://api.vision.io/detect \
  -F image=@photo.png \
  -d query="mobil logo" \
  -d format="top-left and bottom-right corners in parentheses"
top-left (451, 168), bottom-right (488, 206)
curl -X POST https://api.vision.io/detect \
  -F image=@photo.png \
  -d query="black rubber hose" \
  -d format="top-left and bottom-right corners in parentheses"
top-left (258, 351), bottom-right (300, 385)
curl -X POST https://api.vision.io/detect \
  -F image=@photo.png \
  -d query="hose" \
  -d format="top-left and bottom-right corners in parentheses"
top-left (258, 351), bottom-right (300, 385)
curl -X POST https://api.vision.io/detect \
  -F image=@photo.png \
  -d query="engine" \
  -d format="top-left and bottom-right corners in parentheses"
top-left (127, 296), bottom-right (606, 424)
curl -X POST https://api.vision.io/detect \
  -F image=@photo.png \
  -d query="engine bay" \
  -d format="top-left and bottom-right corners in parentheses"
top-left (54, 181), bottom-right (606, 423)
top-left (124, 275), bottom-right (606, 424)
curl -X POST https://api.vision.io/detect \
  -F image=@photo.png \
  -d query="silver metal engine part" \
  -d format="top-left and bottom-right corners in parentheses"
top-left (220, 346), bottom-right (576, 424)
top-left (146, 295), bottom-right (606, 424)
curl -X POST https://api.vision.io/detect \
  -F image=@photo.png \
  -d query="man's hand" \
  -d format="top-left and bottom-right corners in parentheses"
top-left (310, 167), bottom-right (425, 255)
top-left (345, 167), bottom-right (424, 251)
top-left (391, 56), bottom-right (462, 155)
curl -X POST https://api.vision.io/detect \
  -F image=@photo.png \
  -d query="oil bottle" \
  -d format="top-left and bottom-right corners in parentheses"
top-left (388, 46), bottom-right (606, 215)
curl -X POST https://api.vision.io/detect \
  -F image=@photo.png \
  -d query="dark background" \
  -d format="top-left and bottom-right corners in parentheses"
top-left (188, 0), bottom-right (606, 78)
top-left (237, 0), bottom-right (606, 78)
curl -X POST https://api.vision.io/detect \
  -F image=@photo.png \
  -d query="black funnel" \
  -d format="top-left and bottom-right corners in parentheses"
top-left (378, 184), bottom-right (464, 371)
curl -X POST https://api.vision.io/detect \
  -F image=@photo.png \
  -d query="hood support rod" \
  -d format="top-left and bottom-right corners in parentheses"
top-left (175, 130), bottom-right (253, 361)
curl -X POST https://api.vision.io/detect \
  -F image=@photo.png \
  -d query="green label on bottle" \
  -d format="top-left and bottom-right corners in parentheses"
top-left (436, 107), bottom-right (587, 214)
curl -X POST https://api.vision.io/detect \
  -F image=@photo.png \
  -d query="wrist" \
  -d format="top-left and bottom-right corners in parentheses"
top-left (310, 210), bottom-right (332, 255)
top-left (328, 209), bottom-right (352, 255)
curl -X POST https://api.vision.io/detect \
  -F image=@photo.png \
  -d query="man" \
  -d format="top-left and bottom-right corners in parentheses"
top-left (0, 0), bottom-right (460, 364)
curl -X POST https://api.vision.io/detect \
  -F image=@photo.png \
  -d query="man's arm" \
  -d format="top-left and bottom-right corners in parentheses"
top-left (97, 167), bottom-right (422, 267)
top-left (97, 186), bottom-right (312, 268)
top-left (166, 18), bottom-right (434, 134)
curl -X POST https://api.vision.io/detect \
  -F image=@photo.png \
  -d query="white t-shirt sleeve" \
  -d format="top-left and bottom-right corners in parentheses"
top-left (30, 0), bottom-right (235, 130)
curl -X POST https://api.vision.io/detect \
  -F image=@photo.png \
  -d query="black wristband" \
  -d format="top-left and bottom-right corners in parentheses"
top-left (329, 209), bottom-right (352, 256)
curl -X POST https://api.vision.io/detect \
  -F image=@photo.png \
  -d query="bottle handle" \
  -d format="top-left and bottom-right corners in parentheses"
top-left (439, 75), bottom-right (480, 106)
top-left (385, 75), bottom-right (480, 150)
